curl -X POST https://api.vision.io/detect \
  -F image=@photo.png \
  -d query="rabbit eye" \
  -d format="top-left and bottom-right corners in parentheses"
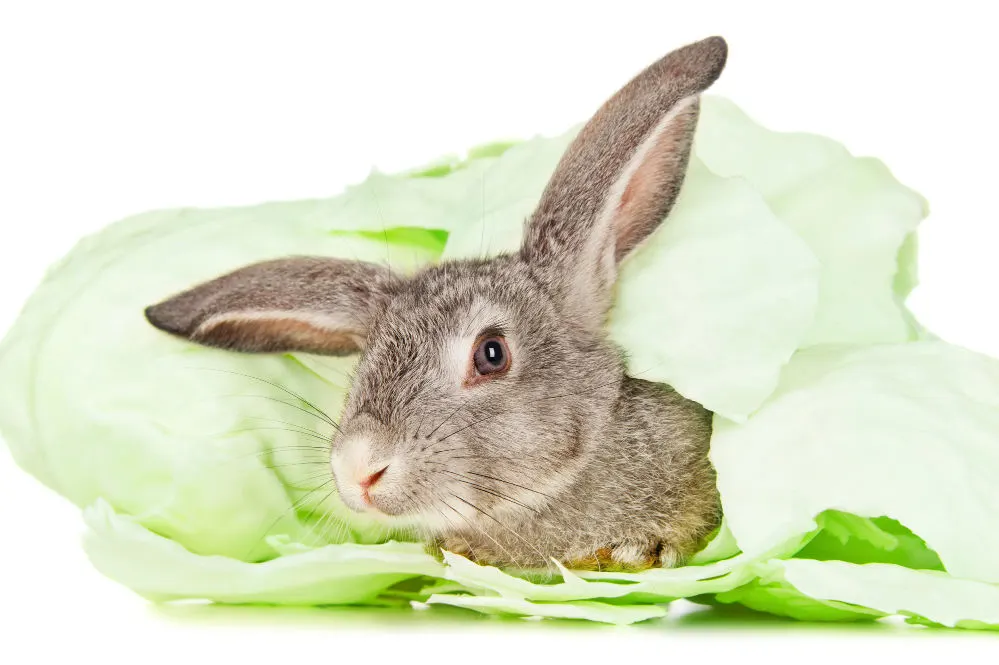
top-left (472, 336), bottom-right (510, 376)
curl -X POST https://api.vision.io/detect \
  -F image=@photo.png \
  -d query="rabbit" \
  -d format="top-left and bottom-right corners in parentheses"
top-left (145, 36), bottom-right (728, 571)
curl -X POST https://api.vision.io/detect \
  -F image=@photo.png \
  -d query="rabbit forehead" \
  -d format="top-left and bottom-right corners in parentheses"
top-left (383, 257), bottom-right (552, 345)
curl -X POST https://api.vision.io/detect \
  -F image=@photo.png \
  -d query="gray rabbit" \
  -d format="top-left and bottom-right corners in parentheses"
top-left (146, 36), bottom-right (728, 570)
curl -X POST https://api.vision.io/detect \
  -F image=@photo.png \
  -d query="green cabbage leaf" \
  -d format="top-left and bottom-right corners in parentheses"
top-left (3, 96), bottom-right (996, 628)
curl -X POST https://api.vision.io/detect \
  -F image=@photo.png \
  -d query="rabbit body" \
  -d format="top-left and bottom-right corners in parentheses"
top-left (146, 37), bottom-right (729, 570)
top-left (435, 376), bottom-right (717, 569)
top-left (328, 255), bottom-right (719, 570)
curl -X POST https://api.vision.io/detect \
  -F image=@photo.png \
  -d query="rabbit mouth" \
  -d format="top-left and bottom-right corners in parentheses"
top-left (329, 434), bottom-right (484, 534)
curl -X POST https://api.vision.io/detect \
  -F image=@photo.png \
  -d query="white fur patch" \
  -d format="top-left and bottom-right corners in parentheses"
top-left (610, 543), bottom-right (648, 566)
top-left (329, 434), bottom-right (372, 512)
top-left (443, 332), bottom-right (477, 384)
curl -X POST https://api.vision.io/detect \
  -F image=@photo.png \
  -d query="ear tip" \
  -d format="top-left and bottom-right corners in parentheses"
top-left (692, 35), bottom-right (729, 79)
top-left (143, 303), bottom-right (168, 329)
top-left (144, 302), bottom-right (190, 336)
top-left (702, 35), bottom-right (728, 51)
top-left (704, 35), bottom-right (728, 64)
top-left (669, 36), bottom-right (728, 91)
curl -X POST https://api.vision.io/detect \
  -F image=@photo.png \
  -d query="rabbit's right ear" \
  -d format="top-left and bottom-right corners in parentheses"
top-left (144, 257), bottom-right (399, 355)
top-left (521, 37), bottom-right (727, 328)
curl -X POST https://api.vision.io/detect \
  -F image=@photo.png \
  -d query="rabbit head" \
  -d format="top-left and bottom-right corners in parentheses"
top-left (146, 36), bottom-right (727, 550)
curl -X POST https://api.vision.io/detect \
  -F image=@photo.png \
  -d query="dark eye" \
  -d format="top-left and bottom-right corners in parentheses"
top-left (472, 336), bottom-right (510, 376)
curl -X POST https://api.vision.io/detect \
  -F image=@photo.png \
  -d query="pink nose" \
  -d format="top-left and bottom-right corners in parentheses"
top-left (359, 465), bottom-right (388, 503)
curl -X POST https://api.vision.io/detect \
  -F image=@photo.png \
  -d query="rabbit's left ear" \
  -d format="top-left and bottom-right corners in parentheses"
top-left (144, 257), bottom-right (399, 355)
top-left (521, 37), bottom-right (727, 327)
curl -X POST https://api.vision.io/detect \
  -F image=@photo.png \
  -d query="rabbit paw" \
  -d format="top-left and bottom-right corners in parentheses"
top-left (612, 540), bottom-right (683, 569)
top-left (569, 540), bottom-right (681, 571)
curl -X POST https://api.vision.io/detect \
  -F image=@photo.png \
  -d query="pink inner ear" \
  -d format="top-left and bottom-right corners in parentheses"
top-left (195, 315), bottom-right (363, 355)
top-left (613, 102), bottom-right (697, 263)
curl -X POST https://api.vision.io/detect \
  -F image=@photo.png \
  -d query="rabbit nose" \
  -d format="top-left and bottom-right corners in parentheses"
top-left (358, 464), bottom-right (389, 505)
top-left (359, 465), bottom-right (388, 491)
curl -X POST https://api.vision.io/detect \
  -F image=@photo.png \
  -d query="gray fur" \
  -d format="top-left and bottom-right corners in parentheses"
top-left (146, 36), bottom-right (728, 570)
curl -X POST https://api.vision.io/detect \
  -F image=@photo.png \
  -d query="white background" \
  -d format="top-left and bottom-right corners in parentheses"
top-left (1, 1), bottom-right (997, 662)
